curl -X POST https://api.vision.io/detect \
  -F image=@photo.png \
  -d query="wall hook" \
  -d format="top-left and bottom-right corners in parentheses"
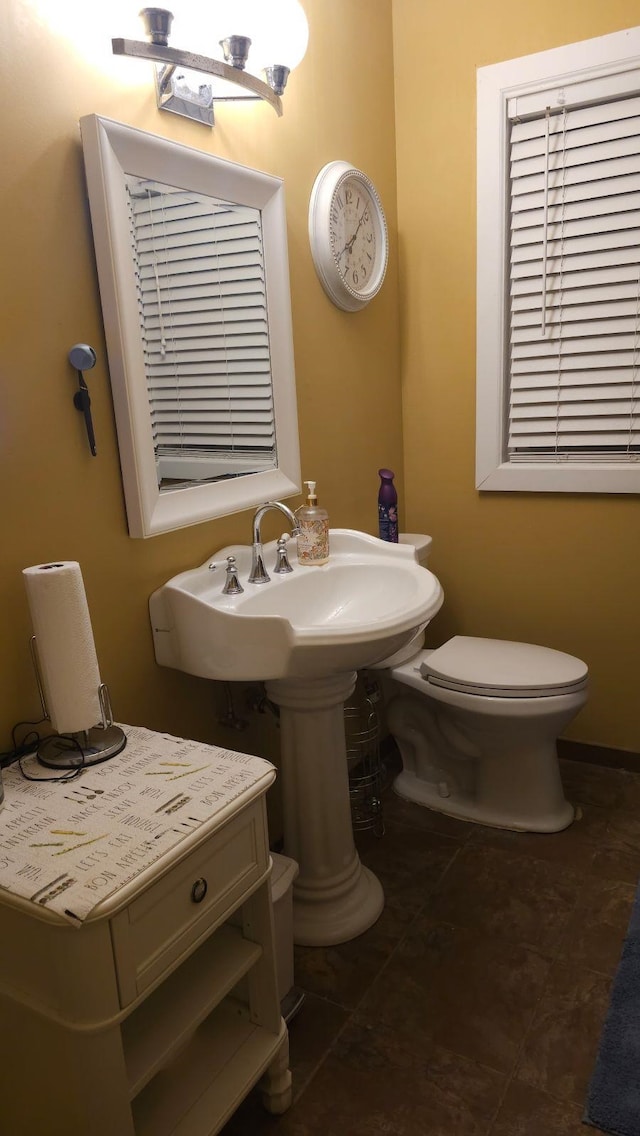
top-left (69, 343), bottom-right (97, 456)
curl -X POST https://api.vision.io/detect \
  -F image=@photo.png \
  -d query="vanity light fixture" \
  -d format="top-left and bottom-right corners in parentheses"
top-left (112, 1), bottom-right (309, 127)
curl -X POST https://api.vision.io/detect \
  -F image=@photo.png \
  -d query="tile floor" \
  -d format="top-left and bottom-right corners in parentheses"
top-left (222, 751), bottom-right (640, 1136)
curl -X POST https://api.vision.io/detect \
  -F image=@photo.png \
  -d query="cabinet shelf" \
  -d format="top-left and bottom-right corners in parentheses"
top-left (132, 1000), bottom-right (287, 1136)
top-left (123, 924), bottom-right (262, 1099)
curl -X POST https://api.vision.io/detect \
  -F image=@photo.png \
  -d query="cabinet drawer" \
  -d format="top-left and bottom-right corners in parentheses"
top-left (112, 799), bottom-right (269, 1005)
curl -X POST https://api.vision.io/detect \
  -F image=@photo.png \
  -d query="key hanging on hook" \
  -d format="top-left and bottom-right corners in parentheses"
top-left (69, 343), bottom-right (97, 456)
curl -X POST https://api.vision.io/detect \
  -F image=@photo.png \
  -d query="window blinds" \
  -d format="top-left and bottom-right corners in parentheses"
top-left (508, 91), bottom-right (640, 461)
top-left (127, 179), bottom-right (276, 487)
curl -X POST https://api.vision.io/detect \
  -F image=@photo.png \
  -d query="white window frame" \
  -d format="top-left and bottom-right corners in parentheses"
top-left (476, 26), bottom-right (640, 492)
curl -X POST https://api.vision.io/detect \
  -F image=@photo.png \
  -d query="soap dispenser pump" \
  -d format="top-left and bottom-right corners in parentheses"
top-left (296, 480), bottom-right (329, 566)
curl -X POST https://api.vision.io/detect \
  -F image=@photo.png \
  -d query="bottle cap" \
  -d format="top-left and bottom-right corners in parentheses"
top-left (378, 468), bottom-right (395, 480)
top-left (304, 479), bottom-right (318, 504)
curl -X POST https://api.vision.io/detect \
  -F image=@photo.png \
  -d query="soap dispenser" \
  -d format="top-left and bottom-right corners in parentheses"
top-left (296, 481), bottom-right (329, 566)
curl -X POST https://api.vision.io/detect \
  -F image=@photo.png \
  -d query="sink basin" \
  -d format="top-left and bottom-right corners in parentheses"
top-left (150, 528), bottom-right (443, 681)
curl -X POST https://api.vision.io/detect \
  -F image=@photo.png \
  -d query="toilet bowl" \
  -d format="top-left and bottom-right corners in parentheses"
top-left (370, 536), bottom-right (588, 833)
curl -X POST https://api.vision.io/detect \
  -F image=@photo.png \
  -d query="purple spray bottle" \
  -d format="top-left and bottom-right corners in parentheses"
top-left (378, 468), bottom-right (398, 542)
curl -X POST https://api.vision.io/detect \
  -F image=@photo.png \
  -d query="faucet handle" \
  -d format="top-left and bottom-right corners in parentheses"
top-left (274, 533), bottom-right (294, 574)
top-left (222, 555), bottom-right (244, 595)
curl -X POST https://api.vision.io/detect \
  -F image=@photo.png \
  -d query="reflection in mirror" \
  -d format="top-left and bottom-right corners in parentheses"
top-left (80, 115), bottom-right (300, 537)
top-left (126, 176), bottom-right (276, 491)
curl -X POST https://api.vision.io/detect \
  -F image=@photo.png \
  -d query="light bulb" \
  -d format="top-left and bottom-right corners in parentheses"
top-left (163, 1), bottom-right (206, 48)
top-left (248, 0), bottom-right (309, 72)
top-left (210, 0), bottom-right (308, 72)
top-left (209, 0), bottom-right (261, 46)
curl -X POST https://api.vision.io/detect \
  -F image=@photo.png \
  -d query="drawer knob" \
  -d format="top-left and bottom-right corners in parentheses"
top-left (191, 877), bottom-right (208, 904)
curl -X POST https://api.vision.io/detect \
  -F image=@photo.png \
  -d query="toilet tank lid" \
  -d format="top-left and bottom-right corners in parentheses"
top-left (399, 533), bottom-right (432, 561)
top-left (420, 636), bottom-right (588, 693)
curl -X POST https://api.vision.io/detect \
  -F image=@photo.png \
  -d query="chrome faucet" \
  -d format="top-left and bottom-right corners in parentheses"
top-left (249, 501), bottom-right (299, 584)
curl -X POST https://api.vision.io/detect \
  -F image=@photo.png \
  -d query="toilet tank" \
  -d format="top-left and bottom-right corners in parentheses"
top-left (368, 534), bottom-right (434, 670)
top-left (399, 533), bottom-right (432, 567)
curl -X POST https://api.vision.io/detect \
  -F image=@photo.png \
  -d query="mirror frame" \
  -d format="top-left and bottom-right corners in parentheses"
top-left (80, 115), bottom-right (301, 537)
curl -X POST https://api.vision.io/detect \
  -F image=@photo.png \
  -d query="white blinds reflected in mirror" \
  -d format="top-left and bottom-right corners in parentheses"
top-left (126, 176), bottom-right (277, 490)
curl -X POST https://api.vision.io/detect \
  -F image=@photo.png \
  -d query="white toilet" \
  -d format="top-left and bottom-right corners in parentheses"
top-left (371, 535), bottom-right (588, 833)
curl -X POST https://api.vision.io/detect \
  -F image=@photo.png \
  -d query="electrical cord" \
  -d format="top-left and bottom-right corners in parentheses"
top-left (0, 718), bottom-right (49, 766)
top-left (0, 719), bottom-right (86, 782)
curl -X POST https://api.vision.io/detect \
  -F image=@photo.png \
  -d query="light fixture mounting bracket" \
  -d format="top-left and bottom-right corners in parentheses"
top-left (112, 38), bottom-right (283, 126)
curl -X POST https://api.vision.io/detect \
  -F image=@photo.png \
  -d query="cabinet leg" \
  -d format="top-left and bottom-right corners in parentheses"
top-left (260, 1029), bottom-right (292, 1115)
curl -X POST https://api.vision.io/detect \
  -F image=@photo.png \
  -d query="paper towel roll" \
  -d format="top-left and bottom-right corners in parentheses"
top-left (23, 561), bottom-right (103, 735)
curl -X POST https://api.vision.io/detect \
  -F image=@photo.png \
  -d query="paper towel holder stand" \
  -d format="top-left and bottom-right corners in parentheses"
top-left (29, 636), bottom-right (126, 769)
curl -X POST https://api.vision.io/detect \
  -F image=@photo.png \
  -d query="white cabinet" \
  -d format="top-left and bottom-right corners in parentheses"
top-left (0, 778), bottom-right (291, 1135)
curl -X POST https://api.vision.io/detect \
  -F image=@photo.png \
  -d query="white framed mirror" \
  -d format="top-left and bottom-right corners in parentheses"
top-left (80, 115), bottom-right (300, 537)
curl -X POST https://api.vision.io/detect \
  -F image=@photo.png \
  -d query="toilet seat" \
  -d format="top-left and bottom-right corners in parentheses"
top-left (419, 636), bottom-right (588, 699)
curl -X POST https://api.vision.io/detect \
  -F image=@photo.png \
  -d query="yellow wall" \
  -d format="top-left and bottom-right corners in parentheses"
top-left (2, 0), bottom-right (639, 776)
top-left (393, 0), bottom-right (640, 751)
top-left (0, 1), bottom-right (401, 770)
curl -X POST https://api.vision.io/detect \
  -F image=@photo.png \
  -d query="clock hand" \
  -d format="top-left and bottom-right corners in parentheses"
top-left (336, 232), bottom-right (356, 260)
top-left (349, 205), bottom-right (368, 244)
top-left (337, 204), bottom-right (369, 261)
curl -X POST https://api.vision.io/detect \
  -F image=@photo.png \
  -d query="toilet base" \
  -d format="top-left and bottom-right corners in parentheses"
top-left (393, 768), bottom-right (575, 833)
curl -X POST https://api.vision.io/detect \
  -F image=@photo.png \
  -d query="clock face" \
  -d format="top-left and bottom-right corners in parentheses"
top-left (329, 177), bottom-right (377, 295)
top-left (308, 161), bottom-right (388, 312)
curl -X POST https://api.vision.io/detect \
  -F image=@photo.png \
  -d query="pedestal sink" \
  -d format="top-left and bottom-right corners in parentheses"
top-left (150, 529), bottom-right (443, 945)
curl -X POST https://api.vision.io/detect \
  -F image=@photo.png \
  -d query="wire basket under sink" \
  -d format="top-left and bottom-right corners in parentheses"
top-left (344, 676), bottom-right (384, 837)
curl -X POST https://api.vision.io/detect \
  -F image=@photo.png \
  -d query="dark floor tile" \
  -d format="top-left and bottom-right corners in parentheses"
top-left (285, 992), bottom-right (350, 1095)
top-left (220, 996), bottom-right (349, 1135)
top-left (469, 803), bottom-right (605, 871)
top-left (291, 891), bottom-right (416, 1010)
top-left (225, 758), bottom-right (638, 1135)
top-left (490, 1080), bottom-right (605, 1135)
top-left (515, 961), bottom-right (612, 1104)
top-left (357, 820), bottom-right (464, 915)
top-left (293, 820), bottom-right (467, 1011)
top-left (427, 843), bottom-right (584, 952)
top-left (559, 758), bottom-right (640, 810)
top-left (360, 917), bottom-right (552, 1075)
top-left (256, 1014), bottom-right (505, 1136)
top-left (590, 809), bottom-right (640, 884)
top-left (381, 787), bottom-right (475, 840)
top-left (219, 1087), bottom-right (293, 1135)
top-left (557, 876), bottom-right (635, 975)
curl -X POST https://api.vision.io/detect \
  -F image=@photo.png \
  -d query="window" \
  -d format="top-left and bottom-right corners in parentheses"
top-left (476, 26), bottom-right (640, 492)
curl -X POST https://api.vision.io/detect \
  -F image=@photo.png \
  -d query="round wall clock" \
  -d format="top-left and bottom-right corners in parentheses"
top-left (308, 160), bottom-right (389, 312)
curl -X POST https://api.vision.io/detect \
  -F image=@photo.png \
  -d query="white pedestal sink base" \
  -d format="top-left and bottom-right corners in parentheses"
top-left (266, 672), bottom-right (385, 947)
top-left (291, 862), bottom-right (383, 948)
